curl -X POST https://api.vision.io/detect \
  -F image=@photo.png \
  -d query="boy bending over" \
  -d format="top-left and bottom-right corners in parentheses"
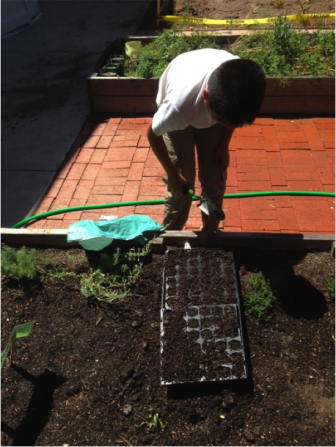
top-left (147, 49), bottom-right (266, 232)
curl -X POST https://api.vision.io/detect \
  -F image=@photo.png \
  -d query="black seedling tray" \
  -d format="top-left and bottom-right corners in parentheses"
top-left (160, 248), bottom-right (247, 386)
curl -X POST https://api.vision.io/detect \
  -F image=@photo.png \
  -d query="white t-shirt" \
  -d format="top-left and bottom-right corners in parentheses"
top-left (151, 49), bottom-right (239, 136)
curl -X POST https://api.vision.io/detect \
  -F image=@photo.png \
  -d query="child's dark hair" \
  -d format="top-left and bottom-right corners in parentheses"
top-left (208, 59), bottom-right (266, 128)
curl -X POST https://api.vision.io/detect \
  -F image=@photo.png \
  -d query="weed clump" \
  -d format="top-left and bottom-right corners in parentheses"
top-left (80, 246), bottom-right (150, 303)
top-left (243, 271), bottom-right (277, 322)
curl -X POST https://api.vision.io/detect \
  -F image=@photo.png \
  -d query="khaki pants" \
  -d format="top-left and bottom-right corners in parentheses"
top-left (162, 124), bottom-right (227, 231)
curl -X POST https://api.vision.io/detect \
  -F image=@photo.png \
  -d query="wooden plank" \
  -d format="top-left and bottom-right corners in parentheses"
top-left (159, 231), bottom-right (335, 251)
top-left (92, 93), bottom-right (335, 114)
top-left (87, 66), bottom-right (334, 115)
top-left (0, 229), bottom-right (164, 252)
top-left (2, 228), bottom-right (334, 251)
top-left (1, 229), bottom-right (77, 248)
top-left (150, 236), bottom-right (165, 253)
top-left (88, 78), bottom-right (159, 96)
top-left (88, 76), bottom-right (334, 98)
top-left (92, 95), bottom-right (157, 113)
top-left (88, 76), bottom-right (336, 96)
top-left (261, 95), bottom-right (335, 114)
top-left (266, 77), bottom-right (335, 96)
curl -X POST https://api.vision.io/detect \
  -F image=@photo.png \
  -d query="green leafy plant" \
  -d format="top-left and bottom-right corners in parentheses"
top-left (319, 271), bottom-right (335, 300)
top-left (1, 246), bottom-right (38, 283)
top-left (327, 279), bottom-right (336, 300)
top-left (80, 246), bottom-right (150, 303)
top-left (244, 271), bottom-right (277, 321)
top-left (326, 277), bottom-right (335, 299)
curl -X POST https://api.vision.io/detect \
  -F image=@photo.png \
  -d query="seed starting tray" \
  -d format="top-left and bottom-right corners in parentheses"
top-left (160, 248), bottom-right (247, 385)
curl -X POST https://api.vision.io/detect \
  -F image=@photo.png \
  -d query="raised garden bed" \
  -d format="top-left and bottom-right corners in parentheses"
top-left (1, 244), bottom-right (335, 445)
top-left (87, 35), bottom-right (335, 115)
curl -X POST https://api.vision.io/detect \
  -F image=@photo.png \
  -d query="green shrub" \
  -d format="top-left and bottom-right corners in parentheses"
top-left (232, 18), bottom-right (335, 77)
top-left (124, 27), bottom-right (218, 78)
top-left (122, 16), bottom-right (335, 78)
top-left (244, 271), bottom-right (277, 322)
top-left (1, 246), bottom-right (38, 283)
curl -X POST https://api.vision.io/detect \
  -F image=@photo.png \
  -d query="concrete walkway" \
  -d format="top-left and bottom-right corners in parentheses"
top-left (27, 115), bottom-right (335, 234)
top-left (1, 0), bottom-right (151, 228)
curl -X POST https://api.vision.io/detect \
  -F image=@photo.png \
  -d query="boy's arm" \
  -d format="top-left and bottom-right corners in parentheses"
top-left (146, 122), bottom-right (187, 196)
top-left (215, 127), bottom-right (234, 171)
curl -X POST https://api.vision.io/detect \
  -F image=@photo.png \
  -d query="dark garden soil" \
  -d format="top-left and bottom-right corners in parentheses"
top-left (1, 245), bottom-right (335, 446)
top-left (171, 0), bottom-right (335, 28)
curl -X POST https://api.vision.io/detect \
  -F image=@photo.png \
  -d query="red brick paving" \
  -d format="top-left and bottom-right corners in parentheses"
top-left (28, 117), bottom-right (335, 234)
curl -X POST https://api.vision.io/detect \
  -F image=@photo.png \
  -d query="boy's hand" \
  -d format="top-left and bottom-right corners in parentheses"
top-left (166, 172), bottom-right (188, 196)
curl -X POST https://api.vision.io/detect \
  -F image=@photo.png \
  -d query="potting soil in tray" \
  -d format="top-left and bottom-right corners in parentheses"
top-left (160, 248), bottom-right (247, 385)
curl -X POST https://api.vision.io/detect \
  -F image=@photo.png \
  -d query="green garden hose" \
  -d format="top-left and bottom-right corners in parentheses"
top-left (11, 190), bottom-right (335, 229)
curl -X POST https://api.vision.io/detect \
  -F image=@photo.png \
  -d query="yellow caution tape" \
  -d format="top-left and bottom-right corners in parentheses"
top-left (159, 13), bottom-right (335, 26)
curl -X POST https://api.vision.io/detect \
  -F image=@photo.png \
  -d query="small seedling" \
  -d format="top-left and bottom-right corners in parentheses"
top-left (147, 407), bottom-right (164, 431)
top-left (1, 322), bottom-right (34, 367)
top-left (244, 271), bottom-right (277, 322)
top-left (42, 267), bottom-right (76, 281)
top-left (319, 271), bottom-right (335, 300)
top-left (136, 407), bottom-right (164, 431)
top-left (326, 277), bottom-right (335, 299)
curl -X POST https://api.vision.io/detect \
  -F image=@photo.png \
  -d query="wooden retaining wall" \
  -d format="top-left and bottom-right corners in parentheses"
top-left (87, 76), bottom-right (335, 115)
top-left (87, 33), bottom-right (335, 115)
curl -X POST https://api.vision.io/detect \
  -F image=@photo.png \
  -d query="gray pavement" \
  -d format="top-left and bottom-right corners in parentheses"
top-left (1, 0), bottom-right (151, 228)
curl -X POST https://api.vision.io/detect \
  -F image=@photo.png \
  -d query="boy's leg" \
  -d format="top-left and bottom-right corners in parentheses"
top-left (195, 124), bottom-right (227, 232)
top-left (162, 127), bottom-right (196, 230)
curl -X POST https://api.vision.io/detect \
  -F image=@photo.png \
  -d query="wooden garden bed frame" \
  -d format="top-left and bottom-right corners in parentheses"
top-left (86, 34), bottom-right (335, 116)
top-left (1, 228), bottom-right (335, 254)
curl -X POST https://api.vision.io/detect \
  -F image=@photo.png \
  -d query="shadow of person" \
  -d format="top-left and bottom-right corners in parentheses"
top-left (233, 248), bottom-right (328, 320)
top-left (9, 366), bottom-right (66, 446)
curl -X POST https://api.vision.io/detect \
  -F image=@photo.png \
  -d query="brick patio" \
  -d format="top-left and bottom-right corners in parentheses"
top-left (28, 116), bottom-right (335, 234)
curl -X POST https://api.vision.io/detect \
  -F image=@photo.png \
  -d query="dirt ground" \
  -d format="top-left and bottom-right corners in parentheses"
top-left (171, 0), bottom-right (335, 26)
top-left (1, 245), bottom-right (335, 446)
